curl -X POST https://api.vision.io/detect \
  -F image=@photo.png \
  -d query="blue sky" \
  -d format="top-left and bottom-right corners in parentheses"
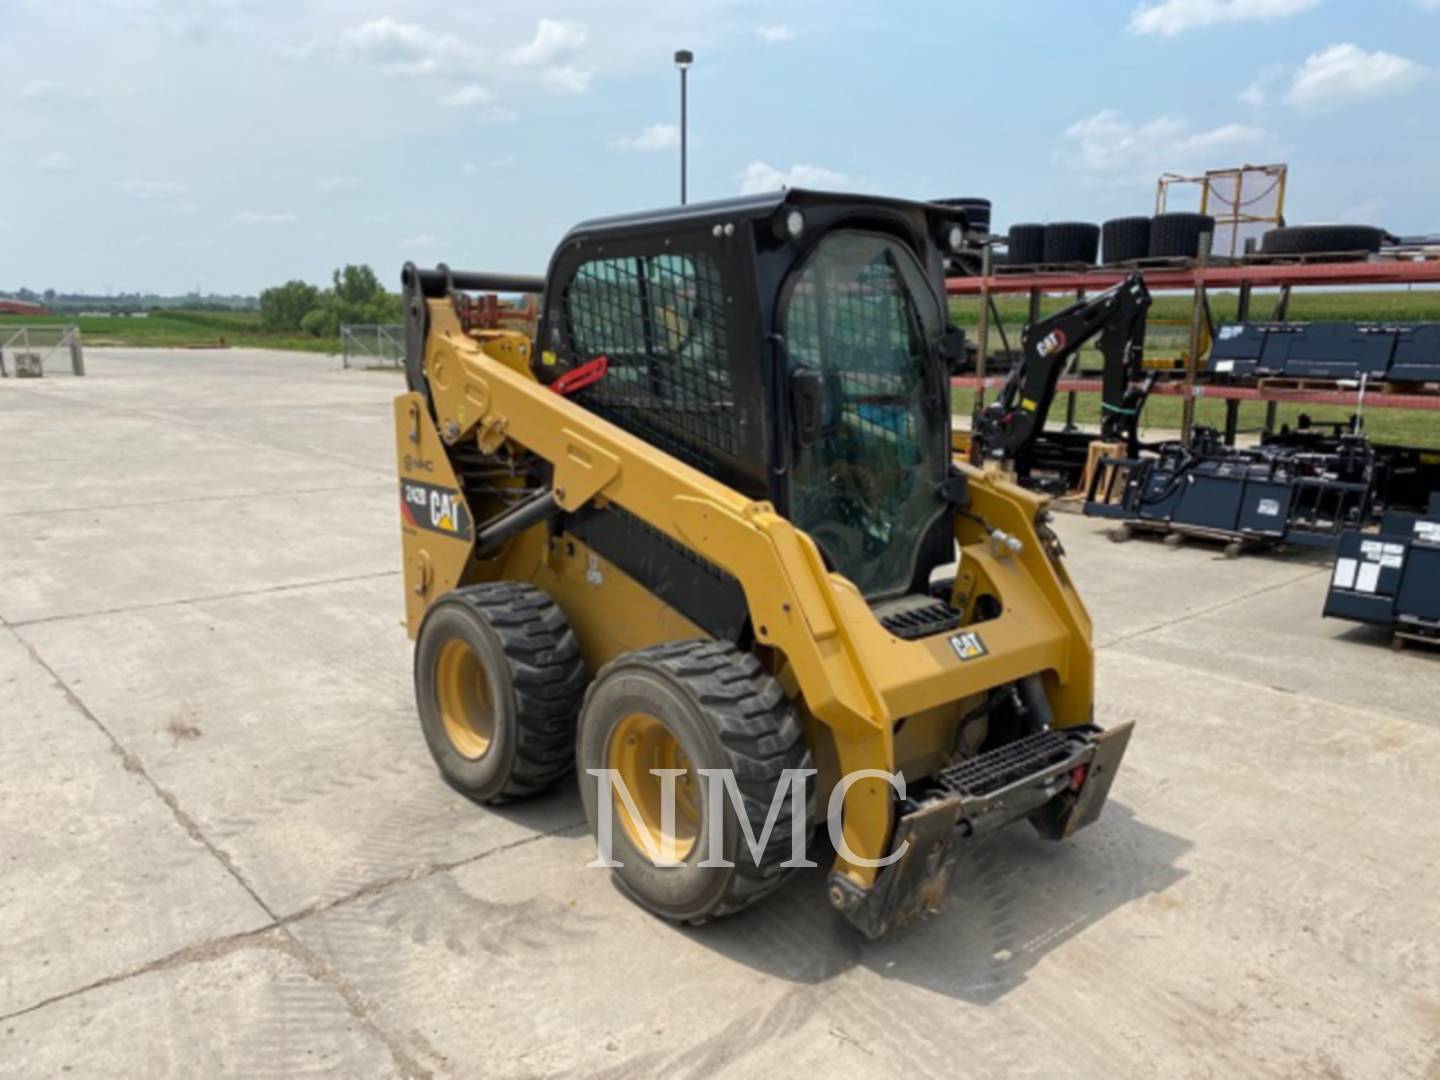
top-left (4, 0), bottom-right (1437, 295)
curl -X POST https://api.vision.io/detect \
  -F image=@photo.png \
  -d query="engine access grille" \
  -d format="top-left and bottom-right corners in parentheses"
top-left (876, 597), bottom-right (963, 640)
top-left (938, 730), bottom-right (1084, 799)
top-left (561, 251), bottom-right (738, 461)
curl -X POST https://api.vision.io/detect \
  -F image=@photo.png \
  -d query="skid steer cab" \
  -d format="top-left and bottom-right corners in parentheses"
top-left (395, 189), bottom-right (1133, 937)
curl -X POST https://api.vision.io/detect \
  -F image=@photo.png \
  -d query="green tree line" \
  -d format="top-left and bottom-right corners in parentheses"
top-left (259, 265), bottom-right (402, 338)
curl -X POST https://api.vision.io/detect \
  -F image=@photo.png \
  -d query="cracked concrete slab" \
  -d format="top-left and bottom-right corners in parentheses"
top-left (0, 487), bottom-right (399, 625)
top-left (0, 930), bottom-right (400, 1079)
top-left (1104, 568), bottom-right (1440, 726)
top-left (3, 349), bottom-right (1438, 1079)
top-left (0, 631), bottom-right (270, 1018)
top-left (18, 575), bottom-right (583, 916)
top-left (289, 650), bottom-right (1440, 1078)
top-left (1057, 515), bottom-right (1333, 648)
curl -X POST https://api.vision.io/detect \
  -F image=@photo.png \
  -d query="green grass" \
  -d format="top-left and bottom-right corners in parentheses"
top-left (952, 389), bottom-right (1440, 449)
top-left (0, 309), bottom-right (337, 353)
top-left (950, 287), bottom-right (1440, 449)
top-left (949, 287), bottom-right (1440, 328)
top-left (7, 290), bottom-right (1437, 447)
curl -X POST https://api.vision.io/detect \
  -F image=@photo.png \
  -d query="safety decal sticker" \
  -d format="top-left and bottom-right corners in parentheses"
top-left (400, 479), bottom-right (472, 540)
top-left (949, 631), bottom-right (988, 662)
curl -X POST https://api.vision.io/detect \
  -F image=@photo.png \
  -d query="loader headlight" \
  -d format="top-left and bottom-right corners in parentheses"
top-left (773, 208), bottom-right (806, 242)
top-left (946, 222), bottom-right (966, 252)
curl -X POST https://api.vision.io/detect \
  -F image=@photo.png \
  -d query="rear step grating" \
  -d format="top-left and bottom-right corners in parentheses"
top-left (938, 730), bottom-right (1084, 799)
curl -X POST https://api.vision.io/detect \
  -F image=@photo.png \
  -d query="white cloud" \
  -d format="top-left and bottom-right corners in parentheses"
top-left (1129, 0), bottom-right (1319, 36)
top-left (120, 178), bottom-right (187, 198)
top-left (738, 161), bottom-right (851, 195)
top-left (1236, 64), bottom-right (1286, 107)
top-left (174, 202), bottom-right (198, 216)
top-left (438, 84), bottom-right (495, 107)
top-left (0, 219), bottom-right (11, 232)
top-left (401, 233), bottom-right (439, 249)
top-left (508, 19), bottom-right (586, 65)
top-left (437, 83), bottom-right (517, 119)
top-left (230, 211), bottom-right (298, 226)
top-left (1058, 110), bottom-right (1265, 177)
top-left (1284, 43), bottom-right (1425, 108)
top-left (341, 16), bottom-right (480, 77)
top-left (1238, 81), bottom-right (1266, 106)
top-left (1416, 0), bottom-right (1440, 8)
top-left (314, 176), bottom-right (361, 191)
top-left (37, 151), bottom-right (74, 172)
top-left (614, 123), bottom-right (680, 151)
top-left (539, 66), bottom-right (592, 95)
top-left (757, 24), bottom-right (796, 44)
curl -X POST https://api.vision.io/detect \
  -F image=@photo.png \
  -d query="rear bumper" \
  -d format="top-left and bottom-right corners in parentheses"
top-left (828, 721), bottom-right (1134, 939)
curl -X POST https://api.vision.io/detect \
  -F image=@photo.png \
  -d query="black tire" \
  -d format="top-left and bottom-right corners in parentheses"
top-left (1007, 223), bottom-right (1045, 266)
top-left (1150, 212), bottom-right (1216, 258)
top-left (577, 640), bottom-right (812, 924)
top-left (932, 197), bottom-right (991, 234)
top-left (1042, 221), bottom-right (1100, 265)
top-left (1102, 216), bottom-right (1151, 264)
top-left (414, 582), bottom-right (586, 803)
top-left (1260, 225), bottom-right (1384, 256)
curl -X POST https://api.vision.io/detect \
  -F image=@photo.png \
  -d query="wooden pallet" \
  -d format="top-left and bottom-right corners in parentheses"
top-left (1256, 376), bottom-right (1414, 395)
top-left (1392, 628), bottom-right (1440, 653)
top-left (1375, 247), bottom-right (1440, 263)
top-left (1107, 518), bottom-right (1265, 558)
top-left (995, 261), bottom-right (1095, 275)
top-left (1105, 255), bottom-right (1238, 270)
top-left (1241, 249), bottom-right (1374, 266)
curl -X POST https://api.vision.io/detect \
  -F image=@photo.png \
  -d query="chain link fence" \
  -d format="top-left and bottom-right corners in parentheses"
top-left (0, 326), bottom-right (85, 377)
top-left (340, 324), bottom-right (405, 370)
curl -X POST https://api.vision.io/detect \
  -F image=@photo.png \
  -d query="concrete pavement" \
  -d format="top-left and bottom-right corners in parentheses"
top-left (2, 349), bottom-right (1437, 1078)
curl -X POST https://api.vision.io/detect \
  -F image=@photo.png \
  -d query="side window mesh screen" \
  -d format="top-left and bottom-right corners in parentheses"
top-left (785, 257), bottom-right (923, 454)
top-left (562, 252), bottom-right (736, 461)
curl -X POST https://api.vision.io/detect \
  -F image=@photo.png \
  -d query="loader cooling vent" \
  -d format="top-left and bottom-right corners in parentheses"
top-left (561, 251), bottom-right (738, 461)
top-left (874, 596), bottom-right (963, 640)
top-left (938, 730), bottom-right (1082, 799)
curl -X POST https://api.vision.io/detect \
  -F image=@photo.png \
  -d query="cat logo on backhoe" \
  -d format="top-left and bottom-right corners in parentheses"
top-left (1036, 329), bottom-right (1067, 358)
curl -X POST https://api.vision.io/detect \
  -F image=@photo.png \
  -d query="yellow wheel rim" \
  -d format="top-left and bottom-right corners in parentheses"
top-left (607, 712), bottom-right (700, 862)
top-left (435, 639), bottom-right (493, 759)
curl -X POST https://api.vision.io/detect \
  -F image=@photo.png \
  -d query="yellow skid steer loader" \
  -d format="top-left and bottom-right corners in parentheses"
top-left (395, 190), bottom-right (1132, 937)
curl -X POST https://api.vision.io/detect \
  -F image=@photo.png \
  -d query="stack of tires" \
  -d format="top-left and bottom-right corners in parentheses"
top-left (1098, 212), bottom-right (1217, 264)
top-left (1101, 217), bottom-right (1150, 264)
top-left (1005, 211), bottom-right (1234, 268)
top-left (1006, 221), bottom-right (1100, 267)
top-left (1259, 225), bottom-right (1385, 257)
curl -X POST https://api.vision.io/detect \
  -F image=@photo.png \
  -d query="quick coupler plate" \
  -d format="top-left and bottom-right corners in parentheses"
top-left (828, 721), bottom-right (1134, 938)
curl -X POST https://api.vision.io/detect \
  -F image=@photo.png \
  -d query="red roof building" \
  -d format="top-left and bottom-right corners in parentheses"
top-left (0, 299), bottom-right (46, 315)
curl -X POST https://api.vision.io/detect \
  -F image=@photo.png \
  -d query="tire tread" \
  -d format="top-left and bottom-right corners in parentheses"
top-left (582, 639), bottom-right (812, 921)
top-left (448, 582), bottom-right (586, 799)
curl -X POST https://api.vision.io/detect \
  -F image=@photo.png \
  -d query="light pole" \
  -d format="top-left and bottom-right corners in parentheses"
top-left (674, 49), bottom-right (693, 204)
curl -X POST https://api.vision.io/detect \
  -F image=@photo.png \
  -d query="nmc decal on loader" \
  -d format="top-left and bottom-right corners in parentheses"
top-left (394, 190), bottom-right (1132, 937)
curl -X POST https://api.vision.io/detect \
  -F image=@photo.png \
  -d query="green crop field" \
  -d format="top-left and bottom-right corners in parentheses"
top-left (0, 309), bottom-right (335, 353)
top-left (949, 287), bottom-right (1440, 328)
top-left (951, 388), bottom-right (1440, 448)
top-left (950, 287), bottom-right (1440, 449)
top-left (6, 290), bottom-right (1438, 447)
